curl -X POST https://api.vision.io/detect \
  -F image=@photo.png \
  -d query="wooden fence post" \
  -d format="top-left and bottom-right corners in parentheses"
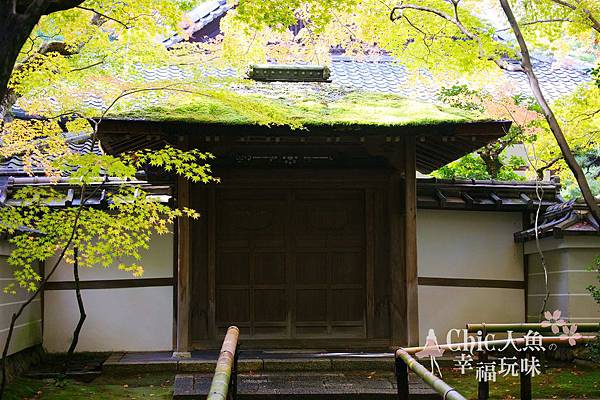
top-left (520, 351), bottom-right (532, 400)
top-left (229, 343), bottom-right (239, 400)
top-left (477, 350), bottom-right (489, 400)
top-left (395, 355), bottom-right (409, 400)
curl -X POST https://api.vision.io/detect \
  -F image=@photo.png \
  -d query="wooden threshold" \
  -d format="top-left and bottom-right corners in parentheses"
top-left (191, 338), bottom-right (392, 351)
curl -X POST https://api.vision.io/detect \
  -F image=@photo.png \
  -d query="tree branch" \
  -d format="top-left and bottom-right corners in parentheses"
top-left (69, 57), bottom-right (106, 73)
top-left (75, 6), bottom-right (130, 29)
top-left (536, 156), bottom-right (562, 180)
top-left (391, 4), bottom-right (475, 39)
top-left (497, 18), bottom-right (573, 31)
top-left (499, 0), bottom-right (600, 225)
top-left (390, 3), bottom-right (524, 72)
top-left (549, 0), bottom-right (600, 33)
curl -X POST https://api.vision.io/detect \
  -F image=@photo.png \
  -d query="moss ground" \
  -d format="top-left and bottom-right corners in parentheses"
top-left (442, 364), bottom-right (600, 399)
top-left (4, 372), bottom-right (174, 400)
top-left (3, 362), bottom-right (599, 399)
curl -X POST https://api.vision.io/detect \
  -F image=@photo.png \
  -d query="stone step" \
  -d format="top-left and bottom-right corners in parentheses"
top-left (173, 372), bottom-right (440, 399)
top-left (103, 351), bottom-right (401, 373)
top-left (104, 351), bottom-right (460, 374)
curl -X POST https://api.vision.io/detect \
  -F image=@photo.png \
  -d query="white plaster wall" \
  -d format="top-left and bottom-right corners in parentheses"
top-left (417, 210), bottom-right (524, 280)
top-left (525, 237), bottom-right (600, 323)
top-left (416, 210), bottom-right (525, 345)
top-left (43, 232), bottom-right (174, 352)
top-left (46, 232), bottom-right (174, 281)
top-left (418, 286), bottom-right (525, 345)
top-left (44, 287), bottom-right (173, 352)
top-left (0, 241), bottom-right (42, 356)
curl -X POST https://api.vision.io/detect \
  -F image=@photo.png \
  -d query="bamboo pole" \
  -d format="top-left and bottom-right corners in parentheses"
top-left (466, 323), bottom-right (600, 334)
top-left (207, 326), bottom-right (240, 400)
top-left (398, 336), bottom-right (596, 356)
top-left (397, 349), bottom-right (467, 400)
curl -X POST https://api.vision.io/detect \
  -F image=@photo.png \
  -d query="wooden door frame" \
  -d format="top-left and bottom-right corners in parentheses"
top-left (197, 169), bottom-right (388, 349)
top-left (178, 156), bottom-right (419, 350)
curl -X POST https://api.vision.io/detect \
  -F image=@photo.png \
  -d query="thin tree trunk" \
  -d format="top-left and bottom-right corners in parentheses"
top-left (0, 225), bottom-right (80, 397)
top-left (499, 0), bottom-right (600, 225)
top-left (62, 247), bottom-right (86, 375)
top-left (479, 148), bottom-right (502, 178)
top-left (0, 179), bottom-right (99, 399)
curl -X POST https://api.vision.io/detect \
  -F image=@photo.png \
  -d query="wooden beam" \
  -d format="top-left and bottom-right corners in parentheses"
top-left (175, 146), bottom-right (192, 357)
top-left (434, 188), bottom-right (447, 208)
top-left (390, 170), bottom-right (406, 346)
top-left (520, 193), bottom-right (533, 208)
top-left (461, 192), bottom-right (474, 208)
top-left (207, 188), bottom-right (216, 340)
top-left (490, 192), bottom-right (503, 206)
top-left (404, 136), bottom-right (419, 347)
top-left (365, 188), bottom-right (375, 339)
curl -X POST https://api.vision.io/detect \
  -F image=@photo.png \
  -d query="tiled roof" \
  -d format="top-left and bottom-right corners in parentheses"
top-left (0, 175), bottom-right (171, 207)
top-left (502, 59), bottom-right (592, 101)
top-left (514, 199), bottom-right (600, 242)
top-left (94, 55), bottom-right (591, 104)
top-left (156, 0), bottom-right (593, 102)
top-left (163, 0), bottom-right (231, 47)
top-left (418, 178), bottom-right (561, 211)
top-left (330, 56), bottom-right (592, 102)
top-left (0, 134), bottom-right (101, 176)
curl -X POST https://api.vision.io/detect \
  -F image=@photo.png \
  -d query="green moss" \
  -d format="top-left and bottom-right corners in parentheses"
top-left (443, 365), bottom-right (600, 399)
top-left (112, 89), bottom-right (486, 128)
top-left (4, 373), bottom-right (174, 400)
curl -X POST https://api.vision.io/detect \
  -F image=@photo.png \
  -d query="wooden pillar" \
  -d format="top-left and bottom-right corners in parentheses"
top-left (174, 153), bottom-right (192, 357)
top-left (404, 136), bottom-right (419, 346)
top-left (390, 170), bottom-right (406, 346)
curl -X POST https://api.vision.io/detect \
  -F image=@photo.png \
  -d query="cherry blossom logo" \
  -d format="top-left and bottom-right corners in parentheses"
top-left (416, 329), bottom-right (445, 376)
top-left (540, 310), bottom-right (565, 334)
top-left (559, 324), bottom-right (582, 346)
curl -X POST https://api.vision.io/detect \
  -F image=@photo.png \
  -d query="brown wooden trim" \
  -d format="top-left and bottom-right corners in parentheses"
top-left (404, 136), bottom-right (419, 347)
top-left (389, 171), bottom-right (406, 346)
top-left (365, 188), bottom-right (375, 338)
top-left (45, 277), bottom-right (174, 290)
top-left (192, 338), bottom-right (392, 351)
top-left (176, 171), bottom-right (192, 353)
top-left (418, 277), bottom-right (525, 289)
top-left (207, 187), bottom-right (216, 340)
top-left (40, 260), bottom-right (45, 337)
top-left (173, 213), bottom-right (179, 350)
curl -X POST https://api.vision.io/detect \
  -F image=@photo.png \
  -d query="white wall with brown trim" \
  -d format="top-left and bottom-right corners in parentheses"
top-left (416, 209), bottom-right (526, 345)
top-left (0, 242), bottom-right (42, 356)
top-left (42, 232), bottom-right (174, 352)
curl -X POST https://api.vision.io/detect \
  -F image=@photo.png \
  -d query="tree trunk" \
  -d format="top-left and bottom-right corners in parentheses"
top-left (0, 1), bottom-right (86, 116)
top-left (62, 247), bottom-right (86, 375)
top-left (0, 11), bottom-right (39, 118)
top-left (499, 0), bottom-right (600, 225)
top-left (479, 148), bottom-right (502, 178)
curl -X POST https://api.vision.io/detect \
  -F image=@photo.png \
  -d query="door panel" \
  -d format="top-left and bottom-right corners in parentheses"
top-left (215, 188), bottom-right (366, 340)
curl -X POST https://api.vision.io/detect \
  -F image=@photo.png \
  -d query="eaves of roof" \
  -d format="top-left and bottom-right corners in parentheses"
top-left (514, 200), bottom-right (600, 242)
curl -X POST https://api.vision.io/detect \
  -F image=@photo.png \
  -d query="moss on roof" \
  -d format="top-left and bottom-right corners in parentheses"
top-left (111, 86), bottom-right (487, 128)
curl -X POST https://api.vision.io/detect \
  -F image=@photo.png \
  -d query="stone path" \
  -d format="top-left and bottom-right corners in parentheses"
top-left (173, 371), bottom-right (439, 399)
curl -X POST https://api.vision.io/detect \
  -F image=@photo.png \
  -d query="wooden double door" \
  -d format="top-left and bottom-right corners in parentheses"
top-left (215, 188), bottom-right (366, 340)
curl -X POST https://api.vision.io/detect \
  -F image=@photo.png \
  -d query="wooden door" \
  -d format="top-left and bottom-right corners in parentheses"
top-left (215, 188), bottom-right (366, 340)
